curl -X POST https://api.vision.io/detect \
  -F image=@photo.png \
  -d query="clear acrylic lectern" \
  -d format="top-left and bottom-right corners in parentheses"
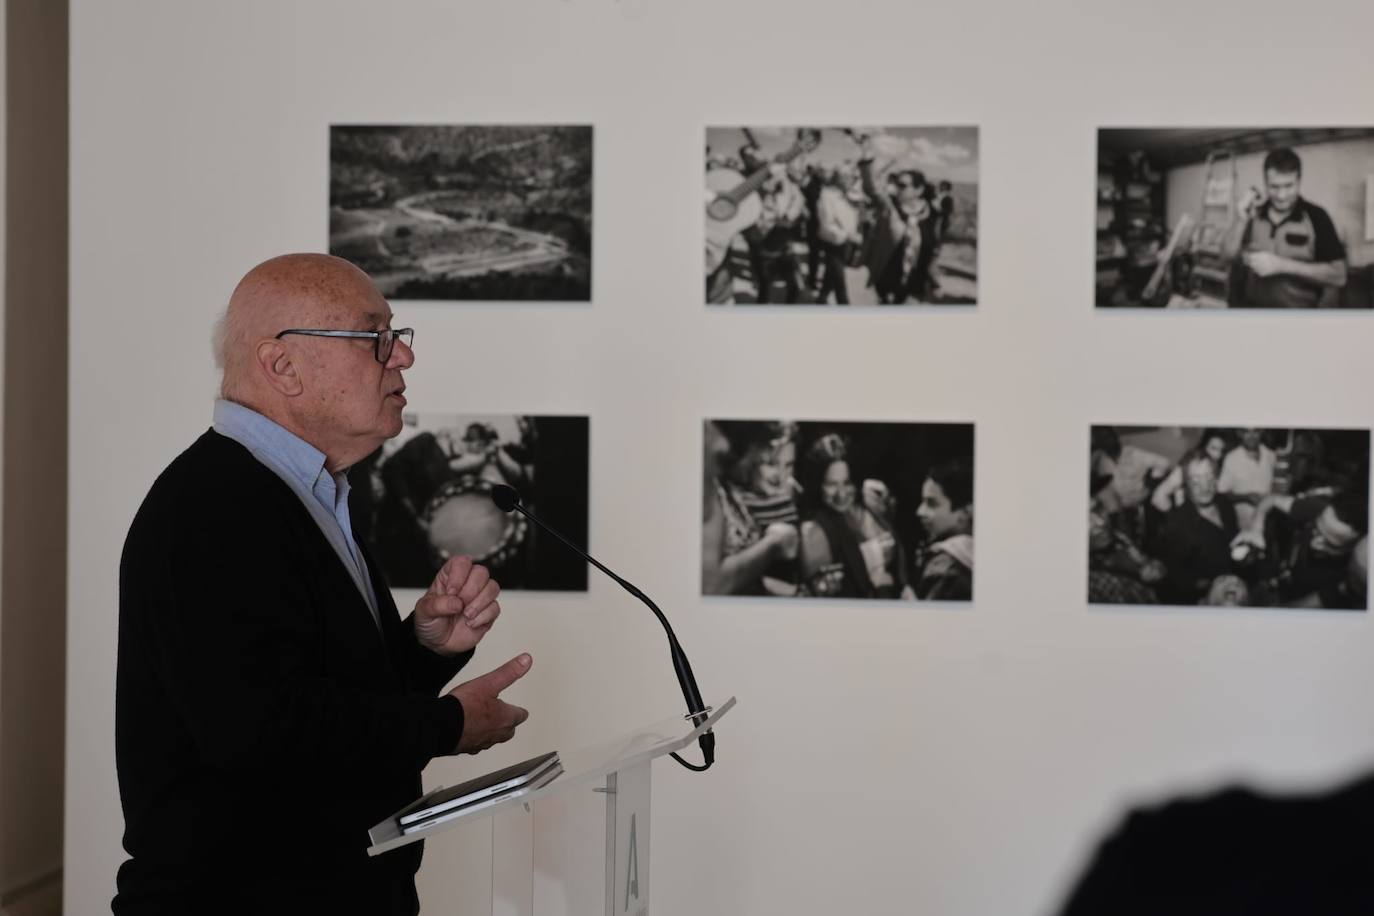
top-left (369, 696), bottom-right (735, 916)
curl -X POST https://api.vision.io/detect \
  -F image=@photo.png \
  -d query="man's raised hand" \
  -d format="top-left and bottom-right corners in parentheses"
top-left (414, 555), bottom-right (501, 656)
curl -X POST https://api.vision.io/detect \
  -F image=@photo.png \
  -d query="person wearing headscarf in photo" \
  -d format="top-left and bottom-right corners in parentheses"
top-left (701, 420), bottom-right (801, 596)
top-left (797, 433), bottom-right (908, 599)
top-left (914, 459), bottom-right (974, 601)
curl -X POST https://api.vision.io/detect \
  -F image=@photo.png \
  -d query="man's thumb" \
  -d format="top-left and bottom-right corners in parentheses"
top-left (483, 654), bottom-right (533, 693)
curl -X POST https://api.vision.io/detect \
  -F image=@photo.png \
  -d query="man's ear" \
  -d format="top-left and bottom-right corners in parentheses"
top-left (256, 339), bottom-right (303, 397)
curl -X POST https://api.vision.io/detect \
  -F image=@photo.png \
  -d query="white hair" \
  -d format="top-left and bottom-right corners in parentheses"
top-left (211, 303), bottom-right (249, 400)
top-left (211, 307), bottom-right (229, 371)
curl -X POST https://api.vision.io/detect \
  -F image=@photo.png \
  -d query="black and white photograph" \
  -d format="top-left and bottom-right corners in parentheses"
top-left (1096, 128), bottom-right (1374, 308)
top-left (705, 126), bottom-right (979, 306)
top-left (1089, 425), bottom-right (1369, 609)
top-left (703, 419), bottom-right (975, 600)
top-left (348, 412), bottom-right (590, 591)
top-left (330, 124), bottom-right (592, 301)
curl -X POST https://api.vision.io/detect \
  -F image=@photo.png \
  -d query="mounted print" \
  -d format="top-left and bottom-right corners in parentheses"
top-left (1096, 128), bottom-right (1374, 308)
top-left (1089, 425), bottom-right (1369, 609)
top-left (330, 125), bottom-right (592, 301)
top-left (703, 419), bottom-right (974, 600)
top-left (705, 126), bottom-right (979, 306)
top-left (349, 413), bottom-right (590, 591)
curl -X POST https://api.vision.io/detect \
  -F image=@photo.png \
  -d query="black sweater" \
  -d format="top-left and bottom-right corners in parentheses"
top-left (114, 430), bottom-right (471, 915)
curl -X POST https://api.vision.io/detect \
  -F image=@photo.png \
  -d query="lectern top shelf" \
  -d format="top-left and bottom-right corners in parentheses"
top-left (366, 696), bottom-right (736, 857)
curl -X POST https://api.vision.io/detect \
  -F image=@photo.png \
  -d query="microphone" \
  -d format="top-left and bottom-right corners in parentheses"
top-left (489, 484), bottom-right (715, 772)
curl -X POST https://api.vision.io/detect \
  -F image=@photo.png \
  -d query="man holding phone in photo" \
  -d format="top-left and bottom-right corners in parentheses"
top-left (1227, 146), bottom-right (1348, 308)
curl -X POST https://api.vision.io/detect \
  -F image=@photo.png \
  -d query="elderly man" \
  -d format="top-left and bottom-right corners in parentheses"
top-left (114, 254), bottom-right (532, 915)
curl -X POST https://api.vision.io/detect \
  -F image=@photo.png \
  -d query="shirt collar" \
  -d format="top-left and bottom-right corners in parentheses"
top-left (1258, 196), bottom-right (1308, 228)
top-left (212, 399), bottom-right (331, 491)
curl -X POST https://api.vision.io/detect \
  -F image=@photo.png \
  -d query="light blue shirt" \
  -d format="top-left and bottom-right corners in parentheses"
top-left (212, 399), bottom-right (381, 629)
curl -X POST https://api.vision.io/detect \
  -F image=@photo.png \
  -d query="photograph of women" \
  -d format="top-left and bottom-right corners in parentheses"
top-left (702, 419), bottom-right (975, 601)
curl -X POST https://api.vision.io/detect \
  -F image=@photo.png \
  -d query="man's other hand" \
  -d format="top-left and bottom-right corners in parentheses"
top-left (414, 555), bottom-right (501, 656)
top-left (449, 655), bottom-right (533, 754)
top-left (1242, 250), bottom-right (1283, 278)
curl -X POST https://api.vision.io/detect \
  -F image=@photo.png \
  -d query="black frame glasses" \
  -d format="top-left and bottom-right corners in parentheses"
top-left (275, 327), bottom-right (414, 364)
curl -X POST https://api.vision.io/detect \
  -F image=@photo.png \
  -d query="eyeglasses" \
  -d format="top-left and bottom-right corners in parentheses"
top-left (274, 327), bottom-right (414, 364)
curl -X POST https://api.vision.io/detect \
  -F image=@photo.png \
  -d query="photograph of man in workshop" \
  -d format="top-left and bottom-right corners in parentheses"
top-left (1094, 128), bottom-right (1374, 309)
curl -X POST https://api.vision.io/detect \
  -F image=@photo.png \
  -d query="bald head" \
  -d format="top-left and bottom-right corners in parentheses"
top-left (213, 253), bottom-right (413, 472)
top-left (216, 253), bottom-right (384, 401)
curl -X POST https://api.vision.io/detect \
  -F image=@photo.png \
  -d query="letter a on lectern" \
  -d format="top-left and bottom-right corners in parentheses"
top-left (625, 813), bottom-right (639, 909)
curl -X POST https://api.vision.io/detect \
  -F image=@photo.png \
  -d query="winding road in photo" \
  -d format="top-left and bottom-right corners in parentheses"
top-left (330, 188), bottom-right (572, 293)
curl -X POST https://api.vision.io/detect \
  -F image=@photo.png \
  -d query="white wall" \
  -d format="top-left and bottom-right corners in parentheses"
top-left (69, 1), bottom-right (1374, 914)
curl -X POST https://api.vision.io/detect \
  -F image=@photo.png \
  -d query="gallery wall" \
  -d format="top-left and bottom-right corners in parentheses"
top-left (68, 1), bottom-right (1374, 914)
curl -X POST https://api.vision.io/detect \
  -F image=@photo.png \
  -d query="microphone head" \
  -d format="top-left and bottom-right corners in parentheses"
top-left (490, 484), bottom-right (522, 512)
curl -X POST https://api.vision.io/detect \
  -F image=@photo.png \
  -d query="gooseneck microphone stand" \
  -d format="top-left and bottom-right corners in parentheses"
top-left (490, 484), bottom-right (714, 771)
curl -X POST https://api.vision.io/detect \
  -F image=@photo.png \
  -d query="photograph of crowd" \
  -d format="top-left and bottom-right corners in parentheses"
top-left (705, 126), bottom-right (979, 306)
top-left (1096, 128), bottom-right (1374, 308)
top-left (348, 413), bottom-right (590, 591)
top-left (703, 420), bottom-right (975, 601)
top-left (330, 124), bottom-right (592, 301)
top-left (1089, 425), bottom-right (1369, 609)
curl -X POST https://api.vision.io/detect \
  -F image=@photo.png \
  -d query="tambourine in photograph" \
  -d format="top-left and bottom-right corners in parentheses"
top-left (348, 412), bottom-right (590, 591)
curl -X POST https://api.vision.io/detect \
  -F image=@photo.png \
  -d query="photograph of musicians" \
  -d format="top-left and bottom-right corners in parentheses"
top-left (114, 253), bottom-right (534, 916)
top-left (1229, 147), bottom-right (1348, 308)
top-left (1230, 487), bottom-right (1368, 609)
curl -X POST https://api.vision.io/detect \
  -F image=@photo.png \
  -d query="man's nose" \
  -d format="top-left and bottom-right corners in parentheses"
top-left (388, 337), bottom-right (415, 369)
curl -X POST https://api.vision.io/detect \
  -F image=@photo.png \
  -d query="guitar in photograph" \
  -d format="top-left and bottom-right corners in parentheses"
top-left (704, 128), bottom-right (821, 276)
